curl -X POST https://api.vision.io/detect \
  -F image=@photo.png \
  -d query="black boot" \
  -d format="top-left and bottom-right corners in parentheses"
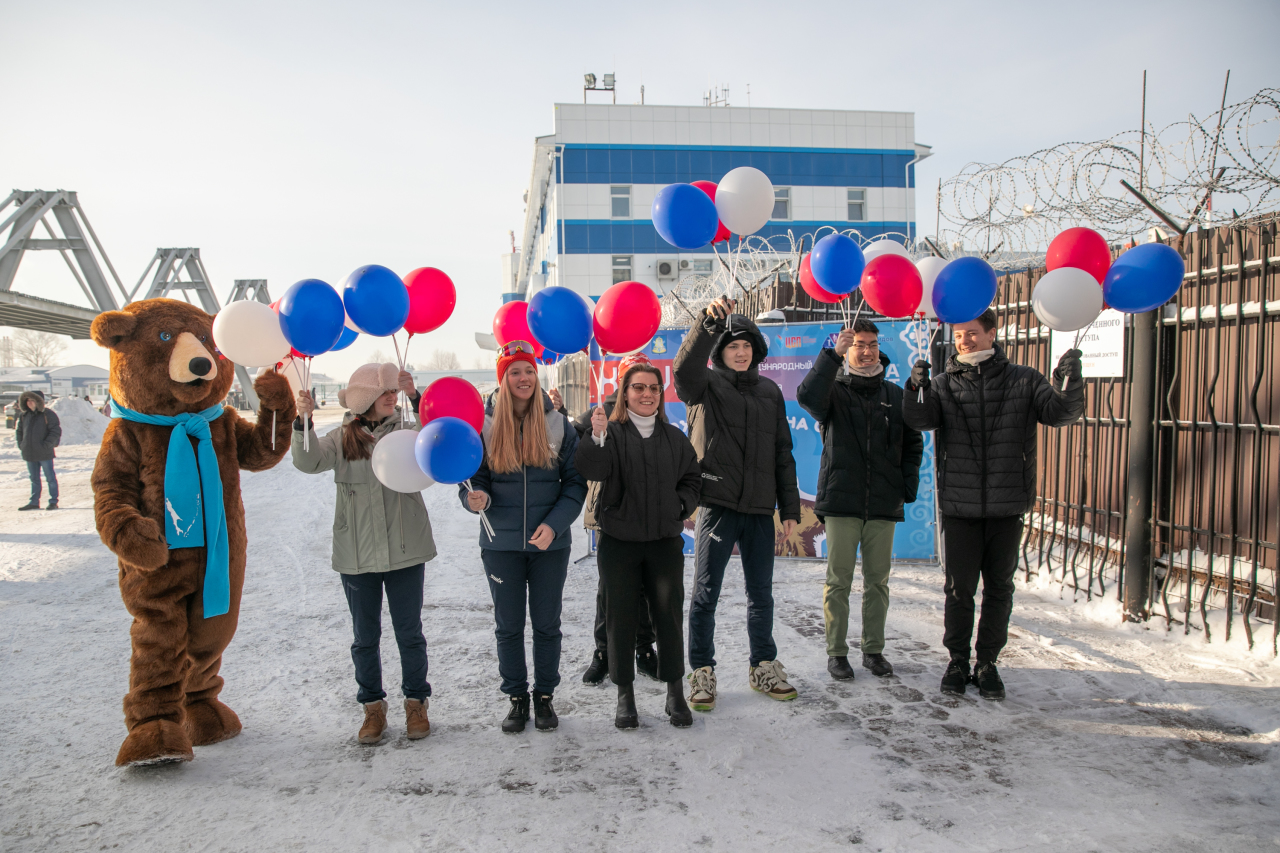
top-left (502, 693), bottom-right (530, 733)
top-left (940, 659), bottom-right (970, 696)
top-left (532, 691), bottom-right (558, 730)
top-left (862, 653), bottom-right (894, 677)
top-left (582, 649), bottom-right (608, 685)
top-left (614, 684), bottom-right (639, 729)
top-left (46, 499), bottom-right (58, 511)
top-left (827, 655), bottom-right (855, 680)
top-left (972, 661), bottom-right (1006, 701)
top-left (665, 680), bottom-right (692, 728)
top-left (18, 501), bottom-right (38, 511)
top-left (635, 645), bottom-right (660, 681)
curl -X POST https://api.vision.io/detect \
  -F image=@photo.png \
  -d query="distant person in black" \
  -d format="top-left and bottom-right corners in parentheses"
top-left (15, 391), bottom-right (61, 511)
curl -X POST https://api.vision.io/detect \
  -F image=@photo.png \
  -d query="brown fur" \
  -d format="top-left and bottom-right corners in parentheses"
top-left (90, 298), bottom-right (296, 766)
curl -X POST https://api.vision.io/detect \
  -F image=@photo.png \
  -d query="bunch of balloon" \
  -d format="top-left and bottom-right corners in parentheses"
top-left (712, 166), bottom-right (776, 299)
top-left (1035, 228), bottom-right (1113, 391)
top-left (689, 181), bottom-right (731, 243)
top-left (415, 416), bottom-right (494, 540)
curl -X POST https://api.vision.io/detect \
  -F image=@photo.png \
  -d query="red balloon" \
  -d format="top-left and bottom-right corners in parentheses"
top-left (492, 301), bottom-right (544, 357)
top-left (691, 180), bottom-right (731, 243)
top-left (419, 376), bottom-right (484, 434)
top-left (799, 253), bottom-right (849, 304)
top-left (593, 281), bottom-right (661, 353)
top-left (403, 267), bottom-right (456, 335)
top-left (269, 300), bottom-right (280, 312)
top-left (1046, 227), bottom-right (1112, 284)
top-left (860, 255), bottom-right (923, 318)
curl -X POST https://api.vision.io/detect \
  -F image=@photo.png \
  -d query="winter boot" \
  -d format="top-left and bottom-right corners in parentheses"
top-left (862, 653), bottom-right (894, 677)
top-left (940, 659), bottom-right (970, 696)
top-left (502, 693), bottom-right (530, 733)
top-left (972, 661), bottom-right (1006, 701)
top-left (827, 655), bottom-right (856, 680)
top-left (532, 691), bottom-right (558, 731)
top-left (635, 645), bottom-right (660, 681)
top-left (687, 666), bottom-right (717, 712)
top-left (46, 499), bottom-right (58, 510)
top-left (615, 683), bottom-right (639, 729)
top-left (665, 680), bottom-right (693, 728)
top-left (18, 501), bottom-right (38, 511)
top-left (404, 698), bottom-right (430, 739)
top-left (749, 660), bottom-right (799, 701)
top-left (358, 699), bottom-right (388, 744)
top-left (582, 649), bottom-right (608, 685)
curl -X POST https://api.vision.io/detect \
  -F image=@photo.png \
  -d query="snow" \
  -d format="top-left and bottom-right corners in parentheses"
top-left (47, 396), bottom-right (109, 446)
top-left (1, 410), bottom-right (1279, 852)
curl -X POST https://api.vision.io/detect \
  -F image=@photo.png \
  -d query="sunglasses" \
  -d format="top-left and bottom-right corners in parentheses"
top-left (627, 383), bottom-right (662, 394)
top-left (497, 340), bottom-right (536, 358)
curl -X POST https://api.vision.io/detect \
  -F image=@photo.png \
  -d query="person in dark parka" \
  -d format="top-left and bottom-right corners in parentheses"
top-left (15, 390), bottom-right (61, 510)
top-left (903, 308), bottom-right (1083, 700)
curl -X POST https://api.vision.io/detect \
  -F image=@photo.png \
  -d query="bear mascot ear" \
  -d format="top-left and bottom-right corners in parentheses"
top-left (91, 311), bottom-right (137, 349)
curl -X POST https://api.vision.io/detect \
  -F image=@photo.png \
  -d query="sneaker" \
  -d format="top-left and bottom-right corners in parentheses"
top-left (358, 699), bottom-right (388, 744)
top-left (972, 661), bottom-right (1006, 701)
top-left (582, 650), bottom-right (608, 685)
top-left (940, 659), bottom-right (970, 696)
top-left (635, 645), bottom-right (660, 681)
top-left (502, 693), bottom-right (530, 733)
top-left (18, 501), bottom-right (38, 511)
top-left (404, 698), bottom-right (430, 739)
top-left (532, 691), bottom-right (558, 731)
top-left (45, 500), bottom-right (58, 511)
top-left (862, 653), bottom-right (894, 677)
top-left (827, 655), bottom-right (855, 680)
top-left (687, 666), bottom-right (717, 712)
top-left (749, 660), bottom-right (798, 701)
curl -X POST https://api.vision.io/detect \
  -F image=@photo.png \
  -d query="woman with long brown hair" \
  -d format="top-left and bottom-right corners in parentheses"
top-left (460, 341), bottom-right (586, 733)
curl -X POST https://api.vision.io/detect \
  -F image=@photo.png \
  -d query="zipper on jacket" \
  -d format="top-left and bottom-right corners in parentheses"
top-left (350, 489), bottom-right (359, 569)
top-left (862, 393), bottom-right (873, 522)
top-left (523, 466), bottom-right (528, 550)
top-left (978, 363), bottom-right (988, 517)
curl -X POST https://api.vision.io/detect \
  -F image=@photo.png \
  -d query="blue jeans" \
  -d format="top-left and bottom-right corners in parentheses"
top-left (688, 505), bottom-right (778, 669)
top-left (340, 564), bottom-right (430, 705)
top-left (27, 459), bottom-right (58, 504)
top-left (481, 547), bottom-right (570, 696)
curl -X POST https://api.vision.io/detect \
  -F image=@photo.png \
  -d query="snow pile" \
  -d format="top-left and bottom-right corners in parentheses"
top-left (49, 396), bottom-right (109, 445)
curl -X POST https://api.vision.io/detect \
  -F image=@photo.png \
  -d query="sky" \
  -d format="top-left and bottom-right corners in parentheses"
top-left (2, 0), bottom-right (1276, 380)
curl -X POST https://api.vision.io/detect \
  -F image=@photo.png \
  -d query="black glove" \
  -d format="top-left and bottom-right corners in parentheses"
top-left (909, 360), bottom-right (932, 391)
top-left (1054, 348), bottom-right (1083, 384)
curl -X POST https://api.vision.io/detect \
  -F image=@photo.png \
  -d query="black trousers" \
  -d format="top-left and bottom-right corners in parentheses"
top-left (340, 564), bottom-right (430, 705)
top-left (597, 533), bottom-right (686, 686)
top-left (941, 515), bottom-right (1024, 664)
top-left (594, 575), bottom-right (655, 652)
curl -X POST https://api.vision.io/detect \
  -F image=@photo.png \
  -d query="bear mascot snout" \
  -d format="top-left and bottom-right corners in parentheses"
top-left (90, 298), bottom-right (296, 766)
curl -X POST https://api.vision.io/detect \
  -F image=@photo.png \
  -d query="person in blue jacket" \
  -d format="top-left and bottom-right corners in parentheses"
top-left (460, 341), bottom-right (587, 733)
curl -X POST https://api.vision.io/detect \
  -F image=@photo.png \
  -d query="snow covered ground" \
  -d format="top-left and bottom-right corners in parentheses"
top-left (2, 411), bottom-right (1278, 852)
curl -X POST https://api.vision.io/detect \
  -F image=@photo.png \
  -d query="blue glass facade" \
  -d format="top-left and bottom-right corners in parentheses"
top-left (561, 220), bottom-right (907, 254)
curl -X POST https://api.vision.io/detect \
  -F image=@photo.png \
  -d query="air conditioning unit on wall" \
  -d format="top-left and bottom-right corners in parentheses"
top-left (656, 258), bottom-right (678, 279)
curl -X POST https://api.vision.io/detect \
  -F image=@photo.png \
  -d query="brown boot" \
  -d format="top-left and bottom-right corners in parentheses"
top-left (115, 719), bottom-right (194, 767)
top-left (358, 700), bottom-right (388, 744)
top-left (183, 698), bottom-right (243, 747)
top-left (404, 698), bottom-right (430, 739)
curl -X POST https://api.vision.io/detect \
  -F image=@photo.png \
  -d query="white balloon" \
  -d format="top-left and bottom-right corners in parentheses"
top-left (212, 301), bottom-right (290, 368)
top-left (1031, 267), bottom-right (1104, 332)
top-left (862, 239), bottom-right (912, 264)
top-left (344, 310), bottom-right (362, 333)
top-left (915, 257), bottom-right (948, 319)
top-left (715, 167), bottom-right (774, 236)
top-left (371, 429), bottom-right (435, 493)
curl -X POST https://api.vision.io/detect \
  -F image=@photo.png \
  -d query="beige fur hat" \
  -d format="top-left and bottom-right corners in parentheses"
top-left (338, 362), bottom-right (399, 414)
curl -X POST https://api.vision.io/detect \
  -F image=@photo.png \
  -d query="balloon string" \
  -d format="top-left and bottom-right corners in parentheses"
top-left (392, 334), bottom-right (408, 424)
top-left (1063, 319), bottom-right (1096, 393)
top-left (302, 358), bottom-right (311, 452)
top-left (464, 478), bottom-right (495, 541)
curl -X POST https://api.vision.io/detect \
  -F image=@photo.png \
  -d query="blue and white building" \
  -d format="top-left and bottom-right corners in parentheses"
top-left (508, 102), bottom-right (930, 301)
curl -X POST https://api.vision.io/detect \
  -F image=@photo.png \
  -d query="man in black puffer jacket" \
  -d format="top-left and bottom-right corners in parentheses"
top-left (674, 297), bottom-right (802, 711)
top-left (15, 390), bottom-right (61, 511)
top-left (904, 308), bottom-right (1083, 700)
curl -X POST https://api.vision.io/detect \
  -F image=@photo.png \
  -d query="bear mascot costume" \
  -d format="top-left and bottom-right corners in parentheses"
top-left (90, 298), bottom-right (296, 766)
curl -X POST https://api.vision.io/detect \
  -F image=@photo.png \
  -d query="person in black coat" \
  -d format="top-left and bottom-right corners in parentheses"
top-left (903, 308), bottom-right (1083, 700)
top-left (674, 297), bottom-right (802, 711)
top-left (576, 354), bottom-right (701, 728)
top-left (797, 319), bottom-right (923, 681)
top-left (15, 391), bottom-right (61, 510)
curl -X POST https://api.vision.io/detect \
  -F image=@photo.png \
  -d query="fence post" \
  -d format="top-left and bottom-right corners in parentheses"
top-left (1123, 308), bottom-right (1157, 621)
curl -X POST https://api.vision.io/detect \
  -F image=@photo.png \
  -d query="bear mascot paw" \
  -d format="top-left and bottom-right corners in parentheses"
top-left (90, 298), bottom-right (297, 767)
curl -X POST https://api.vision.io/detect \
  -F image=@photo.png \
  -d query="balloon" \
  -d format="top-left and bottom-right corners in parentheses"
top-left (278, 279), bottom-right (345, 357)
top-left (492, 301), bottom-right (544, 357)
top-left (414, 416), bottom-right (483, 485)
top-left (593, 281), bottom-right (661, 354)
top-left (1031, 267), bottom-right (1104, 332)
top-left (212, 300), bottom-right (291, 368)
top-left (932, 257), bottom-right (998, 324)
top-left (1047, 227), bottom-right (1112, 285)
top-left (540, 350), bottom-right (565, 365)
top-left (403, 267), bottom-right (456, 335)
top-left (371, 429), bottom-right (435, 493)
top-left (1102, 242), bottom-right (1185, 314)
top-left (528, 286), bottom-right (593, 354)
top-left (915, 257), bottom-right (947, 319)
top-left (342, 264), bottom-right (409, 337)
top-left (860, 255), bottom-right (924, 319)
top-left (651, 183), bottom-right (720, 249)
top-left (329, 325), bottom-right (359, 352)
top-left (715, 166), bottom-right (774, 235)
top-left (419, 376), bottom-right (484, 434)
top-left (798, 253), bottom-right (849, 304)
top-left (861, 239), bottom-right (911, 264)
top-left (809, 233), bottom-right (866, 296)
top-left (690, 180), bottom-right (731, 243)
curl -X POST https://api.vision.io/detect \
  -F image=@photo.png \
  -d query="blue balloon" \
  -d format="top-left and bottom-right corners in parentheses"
top-left (528, 286), bottom-right (593, 355)
top-left (540, 350), bottom-right (565, 365)
top-left (328, 325), bottom-right (358, 352)
top-left (343, 264), bottom-right (410, 337)
top-left (414, 416), bottom-right (483, 485)
top-left (278, 279), bottom-right (345, 357)
top-left (931, 257), bottom-right (997, 324)
top-left (1102, 242), bottom-right (1184, 314)
top-left (810, 234), bottom-right (865, 295)
top-left (651, 183), bottom-right (720, 250)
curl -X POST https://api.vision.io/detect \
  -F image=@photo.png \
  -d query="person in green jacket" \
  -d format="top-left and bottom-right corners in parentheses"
top-left (292, 363), bottom-right (437, 746)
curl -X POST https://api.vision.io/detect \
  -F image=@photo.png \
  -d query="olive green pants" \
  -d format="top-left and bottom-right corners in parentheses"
top-left (823, 517), bottom-right (896, 657)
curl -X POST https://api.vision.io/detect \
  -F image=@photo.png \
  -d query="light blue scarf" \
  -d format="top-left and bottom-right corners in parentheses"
top-left (110, 397), bottom-right (230, 618)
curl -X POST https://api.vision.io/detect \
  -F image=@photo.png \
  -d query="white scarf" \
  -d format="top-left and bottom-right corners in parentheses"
top-left (846, 361), bottom-right (884, 378)
top-left (594, 410), bottom-right (658, 446)
top-left (956, 349), bottom-right (995, 366)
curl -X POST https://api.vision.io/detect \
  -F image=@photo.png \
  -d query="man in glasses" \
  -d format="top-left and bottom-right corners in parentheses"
top-left (799, 319), bottom-right (922, 681)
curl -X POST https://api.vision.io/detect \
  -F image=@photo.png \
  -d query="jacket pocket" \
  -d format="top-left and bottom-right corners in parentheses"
top-left (332, 488), bottom-right (358, 569)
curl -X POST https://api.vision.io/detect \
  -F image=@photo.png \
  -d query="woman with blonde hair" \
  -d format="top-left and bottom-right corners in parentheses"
top-left (461, 341), bottom-right (586, 733)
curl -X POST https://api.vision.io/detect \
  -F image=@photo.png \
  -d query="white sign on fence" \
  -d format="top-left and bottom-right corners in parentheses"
top-left (1049, 309), bottom-right (1126, 378)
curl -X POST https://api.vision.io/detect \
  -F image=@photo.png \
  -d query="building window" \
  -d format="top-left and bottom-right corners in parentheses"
top-left (692, 259), bottom-right (713, 273)
top-left (847, 188), bottom-right (867, 222)
top-left (772, 187), bottom-right (790, 220)
top-left (612, 255), bottom-right (632, 284)
top-left (611, 186), bottom-right (631, 218)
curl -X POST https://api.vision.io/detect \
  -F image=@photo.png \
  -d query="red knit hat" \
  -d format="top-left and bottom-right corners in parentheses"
top-left (496, 340), bottom-right (539, 382)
